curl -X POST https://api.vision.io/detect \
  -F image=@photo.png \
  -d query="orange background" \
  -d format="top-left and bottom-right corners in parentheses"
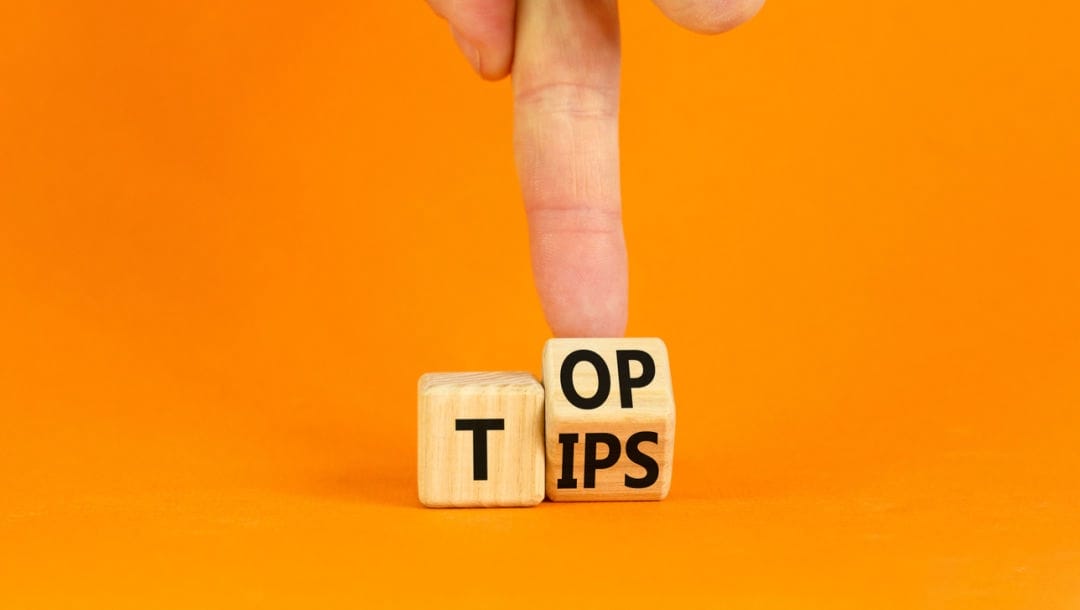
top-left (2, 1), bottom-right (1079, 607)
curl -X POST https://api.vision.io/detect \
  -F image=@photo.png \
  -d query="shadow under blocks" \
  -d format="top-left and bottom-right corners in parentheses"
top-left (418, 338), bottom-right (676, 507)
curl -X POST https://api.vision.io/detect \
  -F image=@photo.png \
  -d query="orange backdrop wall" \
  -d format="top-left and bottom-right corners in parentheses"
top-left (2, 1), bottom-right (1078, 608)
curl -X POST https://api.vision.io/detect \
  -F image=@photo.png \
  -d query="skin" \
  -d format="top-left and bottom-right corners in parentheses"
top-left (426, 0), bottom-right (764, 337)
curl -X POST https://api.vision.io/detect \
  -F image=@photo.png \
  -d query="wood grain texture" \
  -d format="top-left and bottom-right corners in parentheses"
top-left (418, 372), bottom-right (544, 507)
top-left (542, 338), bottom-right (676, 501)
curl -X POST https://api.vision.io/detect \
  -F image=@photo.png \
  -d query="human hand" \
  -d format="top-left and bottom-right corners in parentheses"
top-left (426, 0), bottom-right (763, 337)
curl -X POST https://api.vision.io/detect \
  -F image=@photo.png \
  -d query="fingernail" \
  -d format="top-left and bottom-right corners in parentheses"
top-left (450, 27), bottom-right (482, 75)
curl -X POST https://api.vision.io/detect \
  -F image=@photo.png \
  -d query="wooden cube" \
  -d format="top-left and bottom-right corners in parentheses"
top-left (418, 372), bottom-right (545, 507)
top-left (542, 338), bottom-right (676, 501)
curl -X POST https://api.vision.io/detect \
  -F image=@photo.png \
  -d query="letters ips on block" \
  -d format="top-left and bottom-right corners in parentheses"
top-left (542, 338), bottom-right (676, 501)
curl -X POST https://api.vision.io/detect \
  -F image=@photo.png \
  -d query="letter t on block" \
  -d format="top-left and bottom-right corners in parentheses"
top-left (418, 372), bottom-right (545, 508)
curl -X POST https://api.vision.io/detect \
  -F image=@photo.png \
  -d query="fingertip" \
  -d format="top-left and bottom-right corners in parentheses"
top-left (652, 0), bottom-right (765, 35)
top-left (542, 287), bottom-right (629, 338)
top-left (441, 0), bottom-right (516, 80)
top-left (548, 312), bottom-right (628, 339)
top-left (450, 26), bottom-right (513, 80)
top-left (477, 49), bottom-right (513, 81)
top-left (530, 223), bottom-right (629, 339)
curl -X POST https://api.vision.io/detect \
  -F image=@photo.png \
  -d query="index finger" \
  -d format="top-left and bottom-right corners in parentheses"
top-left (513, 0), bottom-right (627, 338)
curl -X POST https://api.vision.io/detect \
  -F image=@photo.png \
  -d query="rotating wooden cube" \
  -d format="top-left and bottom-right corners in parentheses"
top-left (542, 338), bottom-right (676, 501)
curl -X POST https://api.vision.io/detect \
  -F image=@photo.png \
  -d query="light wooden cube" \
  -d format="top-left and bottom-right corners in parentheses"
top-left (542, 338), bottom-right (676, 501)
top-left (418, 372), bottom-right (545, 508)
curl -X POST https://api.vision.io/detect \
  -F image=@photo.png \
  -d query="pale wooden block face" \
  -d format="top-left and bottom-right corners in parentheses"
top-left (418, 372), bottom-right (545, 508)
top-left (542, 338), bottom-right (676, 501)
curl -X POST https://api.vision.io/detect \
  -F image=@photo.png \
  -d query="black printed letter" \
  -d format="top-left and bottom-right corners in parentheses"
top-left (583, 433), bottom-right (622, 488)
top-left (616, 350), bottom-right (656, 408)
top-left (560, 349), bottom-right (611, 410)
top-left (556, 433), bottom-right (579, 489)
top-left (455, 418), bottom-right (504, 480)
top-left (624, 431), bottom-right (660, 489)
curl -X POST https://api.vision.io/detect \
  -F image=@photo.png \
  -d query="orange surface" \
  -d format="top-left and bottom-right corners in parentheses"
top-left (2, 1), bottom-right (1079, 608)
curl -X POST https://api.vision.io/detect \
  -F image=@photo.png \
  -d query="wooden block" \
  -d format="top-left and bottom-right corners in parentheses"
top-left (542, 338), bottom-right (676, 501)
top-left (418, 372), bottom-right (545, 508)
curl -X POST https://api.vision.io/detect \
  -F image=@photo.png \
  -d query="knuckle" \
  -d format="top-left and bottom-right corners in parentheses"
top-left (526, 202), bottom-right (623, 237)
top-left (515, 81), bottom-right (619, 120)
